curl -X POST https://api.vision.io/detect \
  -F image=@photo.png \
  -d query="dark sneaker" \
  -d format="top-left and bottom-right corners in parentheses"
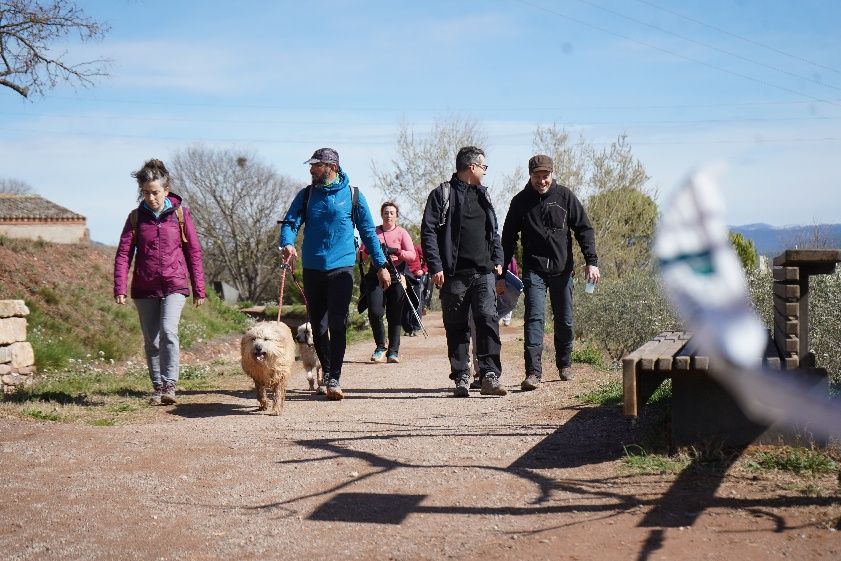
top-left (148, 387), bottom-right (163, 406)
top-left (325, 379), bottom-right (344, 401)
top-left (469, 377), bottom-right (482, 390)
top-left (559, 367), bottom-right (575, 381)
top-left (520, 374), bottom-right (541, 391)
top-left (387, 352), bottom-right (400, 364)
top-left (371, 348), bottom-right (387, 363)
top-left (160, 384), bottom-right (177, 405)
top-left (453, 375), bottom-right (470, 397)
top-left (481, 373), bottom-right (508, 396)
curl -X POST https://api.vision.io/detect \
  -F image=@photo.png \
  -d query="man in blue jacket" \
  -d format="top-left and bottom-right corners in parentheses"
top-left (280, 148), bottom-right (391, 400)
top-left (420, 146), bottom-right (507, 398)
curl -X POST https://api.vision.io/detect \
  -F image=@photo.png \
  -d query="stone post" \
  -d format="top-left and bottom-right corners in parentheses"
top-left (0, 300), bottom-right (36, 394)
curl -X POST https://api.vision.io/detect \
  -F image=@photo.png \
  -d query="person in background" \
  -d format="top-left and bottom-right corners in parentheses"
top-left (360, 201), bottom-right (416, 363)
top-left (114, 158), bottom-right (206, 406)
top-left (280, 148), bottom-right (391, 400)
top-left (420, 146), bottom-right (507, 397)
top-left (500, 154), bottom-right (599, 392)
top-left (402, 242), bottom-right (428, 336)
top-left (499, 256), bottom-right (518, 326)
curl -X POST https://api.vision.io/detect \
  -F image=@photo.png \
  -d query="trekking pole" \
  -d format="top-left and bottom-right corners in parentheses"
top-left (382, 250), bottom-right (428, 339)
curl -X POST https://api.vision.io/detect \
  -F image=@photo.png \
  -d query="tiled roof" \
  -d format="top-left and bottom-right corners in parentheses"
top-left (0, 194), bottom-right (86, 222)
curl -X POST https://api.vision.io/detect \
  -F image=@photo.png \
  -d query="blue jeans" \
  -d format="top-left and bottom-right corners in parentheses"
top-left (440, 272), bottom-right (502, 380)
top-left (135, 293), bottom-right (187, 388)
top-left (523, 269), bottom-right (573, 377)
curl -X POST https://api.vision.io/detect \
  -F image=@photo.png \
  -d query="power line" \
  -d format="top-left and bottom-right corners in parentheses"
top-left (574, 0), bottom-right (841, 92)
top-left (511, 0), bottom-right (837, 105)
top-left (634, 0), bottom-right (841, 76)
top-left (43, 94), bottom-right (841, 112)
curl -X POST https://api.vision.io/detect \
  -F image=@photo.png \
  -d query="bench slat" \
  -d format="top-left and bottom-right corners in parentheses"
top-left (773, 283), bottom-right (800, 300)
top-left (772, 267), bottom-right (800, 282)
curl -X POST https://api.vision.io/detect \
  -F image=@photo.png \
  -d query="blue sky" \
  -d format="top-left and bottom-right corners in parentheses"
top-left (1, 0), bottom-right (839, 244)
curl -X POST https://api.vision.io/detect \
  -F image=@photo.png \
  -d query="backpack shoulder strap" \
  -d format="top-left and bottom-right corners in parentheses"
top-left (299, 185), bottom-right (312, 224)
top-left (438, 181), bottom-right (451, 228)
top-left (350, 185), bottom-right (360, 227)
top-left (129, 209), bottom-right (139, 244)
top-left (175, 206), bottom-right (187, 244)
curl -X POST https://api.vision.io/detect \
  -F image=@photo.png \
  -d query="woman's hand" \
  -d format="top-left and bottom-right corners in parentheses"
top-left (115, 295), bottom-right (126, 305)
top-left (194, 297), bottom-right (205, 307)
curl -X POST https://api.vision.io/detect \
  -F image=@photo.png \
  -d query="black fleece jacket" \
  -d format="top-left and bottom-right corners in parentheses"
top-left (501, 181), bottom-right (598, 276)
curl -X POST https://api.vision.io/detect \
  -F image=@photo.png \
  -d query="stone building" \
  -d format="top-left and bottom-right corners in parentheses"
top-left (0, 194), bottom-right (89, 244)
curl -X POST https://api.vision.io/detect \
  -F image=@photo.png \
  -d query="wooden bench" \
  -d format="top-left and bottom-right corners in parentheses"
top-left (623, 249), bottom-right (841, 446)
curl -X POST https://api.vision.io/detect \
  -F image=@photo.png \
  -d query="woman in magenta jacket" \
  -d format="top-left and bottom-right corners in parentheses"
top-left (114, 159), bottom-right (206, 406)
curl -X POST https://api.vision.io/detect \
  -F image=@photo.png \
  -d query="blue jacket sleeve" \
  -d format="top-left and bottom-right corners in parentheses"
top-left (279, 188), bottom-right (307, 248)
top-left (355, 190), bottom-right (387, 268)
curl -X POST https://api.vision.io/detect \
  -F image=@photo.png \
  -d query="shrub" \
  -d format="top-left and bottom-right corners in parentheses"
top-left (573, 269), bottom-right (680, 360)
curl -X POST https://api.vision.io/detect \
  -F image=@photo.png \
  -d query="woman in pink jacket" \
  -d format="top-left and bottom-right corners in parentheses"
top-left (113, 159), bottom-right (206, 406)
top-left (359, 201), bottom-right (416, 363)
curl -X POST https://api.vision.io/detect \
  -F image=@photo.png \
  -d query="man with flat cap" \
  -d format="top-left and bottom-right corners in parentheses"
top-left (280, 148), bottom-right (391, 400)
top-left (500, 154), bottom-right (600, 391)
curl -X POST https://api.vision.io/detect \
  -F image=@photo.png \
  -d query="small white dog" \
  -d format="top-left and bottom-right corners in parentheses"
top-left (295, 322), bottom-right (324, 392)
top-left (241, 321), bottom-right (296, 415)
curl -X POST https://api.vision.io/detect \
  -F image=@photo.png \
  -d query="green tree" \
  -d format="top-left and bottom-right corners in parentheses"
top-left (729, 232), bottom-right (758, 269)
top-left (587, 187), bottom-right (658, 279)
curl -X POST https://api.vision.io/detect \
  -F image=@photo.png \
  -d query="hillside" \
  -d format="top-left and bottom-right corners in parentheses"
top-left (0, 237), bottom-right (246, 370)
top-left (731, 223), bottom-right (841, 256)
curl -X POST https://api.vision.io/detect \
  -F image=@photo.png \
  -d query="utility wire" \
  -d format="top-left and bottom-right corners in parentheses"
top-left (634, 0), bottom-right (841, 76)
top-left (575, 0), bottom-right (840, 92)
top-left (42, 95), bottom-right (841, 112)
top-left (511, 0), bottom-right (836, 105)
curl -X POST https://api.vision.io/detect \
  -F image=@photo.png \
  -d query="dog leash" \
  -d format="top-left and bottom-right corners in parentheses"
top-left (277, 255), bottom-right (309, 321)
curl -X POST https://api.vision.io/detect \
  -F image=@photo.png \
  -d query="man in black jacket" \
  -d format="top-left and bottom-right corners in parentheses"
top-left (500, 154), bottom-right (600, 391)
top-left (421, 146), bottom-right (507, 397)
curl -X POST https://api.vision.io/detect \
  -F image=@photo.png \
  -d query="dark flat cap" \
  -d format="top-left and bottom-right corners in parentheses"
top-left (528, 154), bottom-right (554, 173)
top-left (304, 147), bottom-right (339, 166)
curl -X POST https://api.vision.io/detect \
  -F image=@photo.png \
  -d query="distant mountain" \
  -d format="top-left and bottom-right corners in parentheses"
top-left (730, 223), bottom-right (841, 257)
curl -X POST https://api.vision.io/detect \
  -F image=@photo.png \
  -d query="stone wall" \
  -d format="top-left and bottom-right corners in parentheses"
top-left (0, 300), bottom-right (35, 394)
top-left (0, 222), bottom-right (90, 244)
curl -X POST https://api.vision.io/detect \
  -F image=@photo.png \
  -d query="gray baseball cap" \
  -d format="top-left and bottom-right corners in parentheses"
top-left (304, 147), bottom-right (339, 166)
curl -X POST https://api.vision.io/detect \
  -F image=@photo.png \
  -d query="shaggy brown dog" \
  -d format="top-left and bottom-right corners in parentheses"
top-left (240, 321), bottom-right (295, 415)
top-left (295, 322), bottom-right (324, 392)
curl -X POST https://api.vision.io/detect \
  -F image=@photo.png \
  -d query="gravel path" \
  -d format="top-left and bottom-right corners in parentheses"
top-left (1, 312), bottom-right (839, 561)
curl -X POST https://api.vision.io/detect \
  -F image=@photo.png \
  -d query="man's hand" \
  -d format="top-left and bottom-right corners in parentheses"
top-left (495, 278), bottom-right (506, 295)
top-left (281, 245), bottom-right (298, 262)
top-left (377, 266), bottom-right (392, 289)
top-left (494, 264), bottom-right (502, 276)
top-left (115, 295), bottom-right (126, 305)
top-left (432, 271), bottom-right (445, 288)
top-left (585, 265), bottom-right (601, 284)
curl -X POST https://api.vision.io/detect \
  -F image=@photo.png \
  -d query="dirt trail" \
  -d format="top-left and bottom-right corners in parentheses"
top-left (1, 312), bottom-right (839, 561)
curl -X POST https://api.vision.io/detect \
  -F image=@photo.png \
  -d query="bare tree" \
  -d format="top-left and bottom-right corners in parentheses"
top-left (588, 134), bottom-right (653, 198)
top-left (531, 124), bottom-right (587, 197)
top-left (371, 116), bottom-right (487, 224)
top-left (0, 0), bottom-right (110, 98)
top-left (0, 177), bottom-right (33, 193)
top-left (171, 146), bottom-right (302, 303)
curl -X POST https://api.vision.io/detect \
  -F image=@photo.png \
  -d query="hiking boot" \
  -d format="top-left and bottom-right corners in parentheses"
top-left (325, 379), bottom-right (344, 401)
top-left (520, 374), bottom-right (541, 391)
top-left (559, 367), bottom-right (575, 381)
top-left (453, 374), bottom-right (470, 398)
top-left (371, 348), bottom-right (387, 363)
top-left (160, 384), bottom-right (177, 405)
top-left (480, 373), bottom-right (508, 396)
top-left (148, 386), bottom-right (163, 406)
top-left (387, 352), bottom-right (400, 364)
top-left (469, 377), bottom-right (482, 390)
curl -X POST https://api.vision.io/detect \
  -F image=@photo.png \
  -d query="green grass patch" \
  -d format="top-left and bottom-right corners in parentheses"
top-left (572, 347), bottom-right (605, 368)
top-left (744, 447), bottom-right (839, 475)
top-left (578, 378), bottom-right (623, 406)
top-left (21, 408), bottom-right (63, 422)
top-left (7, 371), bottom-right (149, 405)
top-left (622, 444), bottom-right (690, 475)
top-left (90, 418), bottom-right (116, 427)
